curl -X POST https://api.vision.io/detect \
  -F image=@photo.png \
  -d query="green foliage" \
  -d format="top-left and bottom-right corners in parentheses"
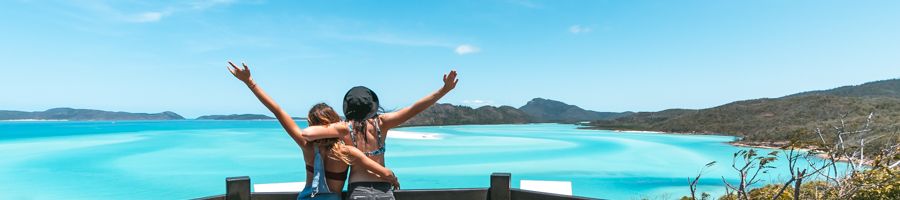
top-left (787, 78), bottom-right (900, 99)
top-left (710, 169), bottom-right (899, 200)
top-left (679, 192), bottom-right (711, 200)
top-left (747, 184), bottom-right (792, 200)
top-left (716, 193), bottom-right (736, 200)
top-left (849, 168), bottom-right (900, 200)
top-left (739, 181), bottom-right (830, 200)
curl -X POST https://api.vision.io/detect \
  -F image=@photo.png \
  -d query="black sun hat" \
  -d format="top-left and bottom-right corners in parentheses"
top-left (343, 86), bottom-right (379, 121)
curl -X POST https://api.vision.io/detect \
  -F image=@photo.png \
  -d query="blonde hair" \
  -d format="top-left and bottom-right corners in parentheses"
top-left (307, 103), bottom-right (351, 165)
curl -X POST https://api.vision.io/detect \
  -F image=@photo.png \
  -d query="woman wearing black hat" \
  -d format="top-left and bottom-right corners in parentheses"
top-left (227, 61), bottom-right (400, 200)
top-left (304, 70), bottom-right (458, 200)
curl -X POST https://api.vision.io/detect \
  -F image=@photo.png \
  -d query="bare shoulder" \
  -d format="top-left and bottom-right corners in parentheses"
top-left (374, 116), bottom-right (388, 128)
top-left (330, 121), bottom-right (349, 131)
top-left (377, 112), bottom-right (396, 122)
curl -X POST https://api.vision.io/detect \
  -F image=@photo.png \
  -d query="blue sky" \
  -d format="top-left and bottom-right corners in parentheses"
top-left (2, 0), bottom-right (899, 118)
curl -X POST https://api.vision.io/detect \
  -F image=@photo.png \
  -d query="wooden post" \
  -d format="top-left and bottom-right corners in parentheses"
top-left (490, 172), bottom-right (511, 200)
top-left (226, 176), bottom-right (251, 200)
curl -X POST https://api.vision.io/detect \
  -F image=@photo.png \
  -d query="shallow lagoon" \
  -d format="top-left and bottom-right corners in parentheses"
top-left (0, 121), bottom-right (823, 199)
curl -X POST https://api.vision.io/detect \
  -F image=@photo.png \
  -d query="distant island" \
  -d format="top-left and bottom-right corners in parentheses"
top-left (0, 108), bottom-right (184, 121)
top-left (196, 114), bottom-right (275, 120)
top-left (402, 104), bottom-right (531, 126)
top-left (401, 98), bottom-right (631, 126)
top-left (0, 108), bottom-right (305, 121)
top-left (518, 98), bottom-right (632, 123)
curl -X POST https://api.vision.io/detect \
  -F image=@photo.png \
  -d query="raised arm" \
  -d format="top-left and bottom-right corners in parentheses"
top-left (345, 146), bottom-right (400, 189)
top-left (379, 70), bottom-right (458, 129)
top-left (228, 61), bottom-right (305, 145)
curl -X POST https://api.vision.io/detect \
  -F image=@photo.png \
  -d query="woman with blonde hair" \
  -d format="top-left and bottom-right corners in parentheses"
top-left (227, 61), bottom-right (399, 200)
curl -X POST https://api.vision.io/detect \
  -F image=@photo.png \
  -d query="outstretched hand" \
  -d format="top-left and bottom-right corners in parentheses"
top-left (442, 70), bottom-right (458, 91)
top-left (227, 61), bottom-right (253, 83)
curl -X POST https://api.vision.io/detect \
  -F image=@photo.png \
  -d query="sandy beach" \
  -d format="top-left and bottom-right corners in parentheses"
top-left (613, 130), bottom-right (668, 134)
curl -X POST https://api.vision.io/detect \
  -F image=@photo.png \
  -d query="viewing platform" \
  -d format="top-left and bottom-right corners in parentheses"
top-left (195, 173), bottom-right (599, 200)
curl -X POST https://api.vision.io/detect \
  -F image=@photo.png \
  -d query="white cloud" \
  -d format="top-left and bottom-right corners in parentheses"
top-left (129, 12), bottom-right (165, 23)
top-left (455, 44), bottom-right (480, 55)
top-left (569, 25), bottom-right (592, 34)
top-left (462, 100), bottom-right (494, 107)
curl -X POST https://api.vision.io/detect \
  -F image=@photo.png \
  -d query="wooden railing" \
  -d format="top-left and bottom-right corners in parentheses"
top-left (194, 172), bottom-right (600, 200)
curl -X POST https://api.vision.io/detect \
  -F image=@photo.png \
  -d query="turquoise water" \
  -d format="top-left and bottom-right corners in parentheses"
top-left (0, 121), bottom-right (823, 199)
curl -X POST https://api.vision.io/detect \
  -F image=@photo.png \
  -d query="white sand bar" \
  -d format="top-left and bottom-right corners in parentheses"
top-left (520, 180), bottom-right (573, 196)
top-left (388, 131), bottom-right (442, 140)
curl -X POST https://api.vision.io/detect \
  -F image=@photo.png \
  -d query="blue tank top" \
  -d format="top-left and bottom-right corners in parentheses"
top-left (297, 147), bottom-right (341, 200)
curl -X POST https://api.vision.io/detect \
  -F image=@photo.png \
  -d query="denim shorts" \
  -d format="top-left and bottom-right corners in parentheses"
top-left (347, 182), bottom-right (395, 200)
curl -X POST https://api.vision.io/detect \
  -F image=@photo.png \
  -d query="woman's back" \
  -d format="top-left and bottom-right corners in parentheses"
top-left (301, 103), bottom-right (352, 194)
top-left (300, 144), bottom-right (350, 193)
top-left (346, 118), bottom-right (387, 183)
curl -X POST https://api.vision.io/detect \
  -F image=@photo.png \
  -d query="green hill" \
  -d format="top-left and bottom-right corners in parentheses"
top-left (519, 98), bottom-right (632, 123)
top-left (588, 79), bottom-right (900, 148)
top-left (787, 78), bottom-right (900, 98)
top-left (401, 103), bottom-right (531, 126)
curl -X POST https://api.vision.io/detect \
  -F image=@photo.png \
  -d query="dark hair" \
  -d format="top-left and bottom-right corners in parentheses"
top-left (342, 86), bottom-right (383, 147)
